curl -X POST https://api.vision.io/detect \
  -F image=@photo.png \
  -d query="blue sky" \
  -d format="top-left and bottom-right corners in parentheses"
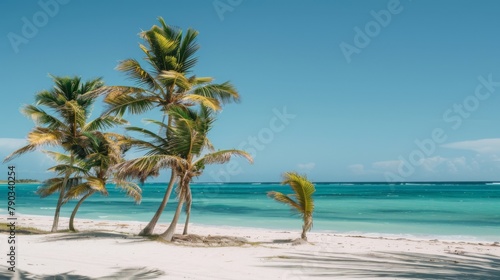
top-left (1, 0), bottom-right (500, 182)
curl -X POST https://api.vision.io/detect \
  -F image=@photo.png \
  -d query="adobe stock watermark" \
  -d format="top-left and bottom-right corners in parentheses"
top-left (213, 0), bottom-right (243, 21)
top-left (385, 73), bottom-right (500, 182)
top-left (7, 0), bottom-right (70, 54)
top-left (339, 0), bottom-right (405, 63)
top-left (210, 106), bottom-right (297, 182)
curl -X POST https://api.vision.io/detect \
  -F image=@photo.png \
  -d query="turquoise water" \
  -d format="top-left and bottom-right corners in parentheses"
top-left (1, 182), bottom-right (499, 241)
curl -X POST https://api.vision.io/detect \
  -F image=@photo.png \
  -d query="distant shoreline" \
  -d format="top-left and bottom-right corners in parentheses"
top-left (0, 180), bottom-right (40, 184)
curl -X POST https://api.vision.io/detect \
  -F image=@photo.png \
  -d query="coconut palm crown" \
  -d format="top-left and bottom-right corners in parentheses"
top-left (101, 17), bottom-right (239, 118)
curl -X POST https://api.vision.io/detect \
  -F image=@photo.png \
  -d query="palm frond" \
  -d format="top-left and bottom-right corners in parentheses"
top-left (84, 115), bottom-right (129, 132)
top-left (116, 59), bottom-right (160, 91)
top-left (21, 105), bottom-right (66, 129)
top-left (63, 182), bottom-right (93, 201)
top-left (120, 138), bottom-right (165, 155)
top-left (43, 150), bottom-right (72, 163)
top-left (143, 27), bottom-right (179, 73)
top-left (37, 177), bottom-right (82, 198)
top-left (3, 143), bottom-right (35, 163)
top-left (150, 30), bottom-right (178, 54)
top-left (159, 70), bottom-right (191, 90)
top-left (27, 127), bottom-right (63, 146)
top-left (157, 17), bottom-right (182, 41)
top-left (115, 180), bottom-right (142, 203)
top-left (126, 125), bottom-right (167, 142)
top-left (60, 100), bottom-right (87, 129)
top-left (114, 155), bottom-right (185, 182)
top-left (43, 151), bottom-right (88, 176)
top-left (86, 176), bottom-right (108, 193)
top-left (34, 89), bottom-right (64, 108)
top-left (102, 86), bottom-right (148, 102)
top-left (180, 94), bottom-right (221, 111)
top-left (78, 77), bottom-right (105, 105)
top-left (267, 191), bottom-right (302, 212)
top-left (36, 178), bottom-right (65, 198)
top-left (281, 172), bottom-right (316, 214)
top-left (177, 28), bottom-right (199, 73)
top-left (103, 92), bottom-right (156, 117)
top-left (47, 164), bottom-right (88, 176)
top-left (193, 82), bottom-right (239, 105)
top-left (190, 76), bottom-right (213, 85)
top-left (196, 149), bottom-right (253, 166)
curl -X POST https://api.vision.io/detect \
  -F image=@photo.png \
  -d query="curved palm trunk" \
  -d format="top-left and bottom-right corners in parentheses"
top-left (182, 188), bottom-right (192, 235)
top-left (159, 195), bottom-right (185, 242)
top-left (51, 155), bottom-right (74, 232)
top-left (69, 190), bottom-right (95, 232)
top-left (139, 170), bottom-right (176, 236)
top-left (51, 179), bottom-right (67, 232)
top-left (301, 213), bottom-right (313, 241)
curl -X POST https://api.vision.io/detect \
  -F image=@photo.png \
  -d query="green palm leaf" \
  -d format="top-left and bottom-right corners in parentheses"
top-left (159, 70), bottom-right (192, 90)
top-left (267, 172), bottom-right (316, 240)
top-left (177, 28), bottom-right (199, 73)
top-left (115, 180), bottom-right (142, 203)
top-left (37, 177), bottom-right (82, 198)
top-left (196, 150), bottom-right (253, 166)
top-left (21, 105), bottom-right (66, 129)
top-left (114, 155), bottom-right (185, 182)
top-left (104, 93), bottom-right (156, 117)
top-left (193, 82), bottom-right (239, 105)
top-left (84, 115), bottom-right (129, 132)
top-left (267, 191), bottom-right (301, 211)
top-left (116, 59), bottom-right (160, 91)
top-left (64, 182), bottom-right (93, 201)
top-left (282, 172), bottom-right (315, 214)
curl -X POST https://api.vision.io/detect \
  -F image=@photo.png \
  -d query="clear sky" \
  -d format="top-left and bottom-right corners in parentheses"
top-left (1, 0), bottom-right (500, 182)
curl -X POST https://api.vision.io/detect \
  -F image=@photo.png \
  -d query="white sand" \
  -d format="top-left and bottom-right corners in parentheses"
top-left (2, 214), bottom-right (499, 279)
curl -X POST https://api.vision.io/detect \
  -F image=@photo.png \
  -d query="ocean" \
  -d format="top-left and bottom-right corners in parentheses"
top-left (2, 182), bottom-right (499, 242)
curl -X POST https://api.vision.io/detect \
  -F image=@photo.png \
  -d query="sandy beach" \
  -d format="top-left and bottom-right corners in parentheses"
top-left (0, 215), bottom-right (498, 279)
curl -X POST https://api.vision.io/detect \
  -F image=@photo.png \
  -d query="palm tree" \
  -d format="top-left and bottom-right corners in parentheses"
top-left (3, 76), bottom-right (126, 232)
top-left (267, 172), bottom-right (316, 241)
top-left (37, 151), bottom-right (88, 230)
top-left (101, 17), bottom-right (240, 236)
top-left (115, 106), bottom-right (253, 241)
top-left (63, 132), bottom-right (141, 231)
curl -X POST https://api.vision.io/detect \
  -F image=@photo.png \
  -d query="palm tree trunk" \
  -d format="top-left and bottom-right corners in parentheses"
top-left (51, 155), bottom-right (74, 232)
top-left (69, 191), bottom-right (94, 232)
top-left (51, 186), bottom-right (66, 232)
top-left (301, 213), bottom-right (313, 241)
top-left (182, 190), bottom-right (192, 235)
top-left (139, 170), bottom-right (176, 236)
top-left (159, 195), bottom-right (185, 242)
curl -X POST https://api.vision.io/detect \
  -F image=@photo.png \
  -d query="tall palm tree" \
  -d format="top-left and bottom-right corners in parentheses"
top-left (102, 18), bottom-right (240, 236)
top-left (267, 172), bottom-right (316, 241)
top-left (115, 106), bottom-right (253, 241)
top-left (3, 76), bottom-right (126, 232)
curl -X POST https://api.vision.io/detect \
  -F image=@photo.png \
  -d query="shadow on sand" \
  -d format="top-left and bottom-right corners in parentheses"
top-left (39, 231), bottom-right (147, 243)
top-left (264, 250), bottom-right (500, 279)
top-left (0, 267), bottom-right (164, 280)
